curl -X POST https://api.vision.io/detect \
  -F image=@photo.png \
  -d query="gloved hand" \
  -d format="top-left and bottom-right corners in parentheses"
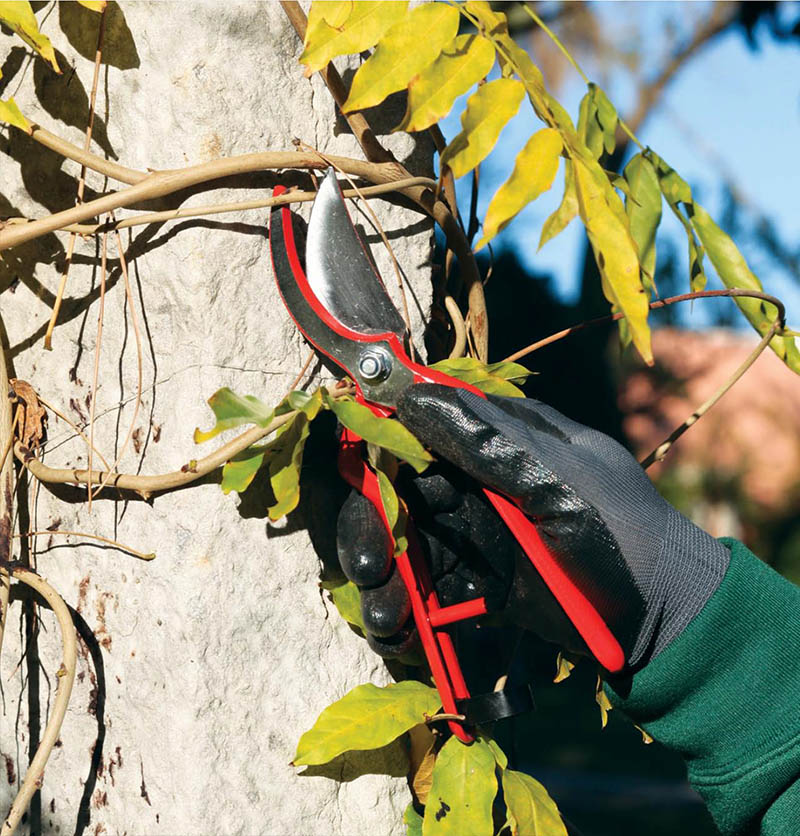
top-left (337, 384), bottom-right (730, 670)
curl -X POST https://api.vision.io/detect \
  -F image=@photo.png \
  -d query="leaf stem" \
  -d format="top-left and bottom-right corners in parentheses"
top-left (14, 530), bottom-right (155, 561)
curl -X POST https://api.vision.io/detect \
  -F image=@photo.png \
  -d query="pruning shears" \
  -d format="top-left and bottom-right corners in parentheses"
top-left (268, 169), bottom-right (624, 743)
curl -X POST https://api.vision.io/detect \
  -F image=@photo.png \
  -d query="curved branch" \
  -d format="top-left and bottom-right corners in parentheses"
top-left (640, 318), bottom-right (780, 468)
top-left (504, 289), bottom-right (787, 363)
top-left (0, 567), bottom-right (77, 836)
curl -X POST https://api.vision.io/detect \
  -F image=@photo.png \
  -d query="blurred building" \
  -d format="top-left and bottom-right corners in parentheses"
top-left (620, 327), bottom-right (800, 578)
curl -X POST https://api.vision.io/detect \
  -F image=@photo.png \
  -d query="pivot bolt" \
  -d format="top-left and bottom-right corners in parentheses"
top-left (358, 347), bottom-right (392, 382)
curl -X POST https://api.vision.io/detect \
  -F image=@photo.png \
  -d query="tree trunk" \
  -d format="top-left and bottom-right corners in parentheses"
top-left (0, 3), bottom-right (433, 834)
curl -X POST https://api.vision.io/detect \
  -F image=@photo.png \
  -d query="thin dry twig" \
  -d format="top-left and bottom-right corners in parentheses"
top-left (36, 394), bottom-right (112, 473)
top-left (0, 566), bottom-right (77, 836)
top-left (87, 231), bottom-right (108, 510)
top-left (503, 289), bottom-right (787, 363)
top-left (444, 295), bottom-right (467, 359)
top-left (15, 530), bottom-right (155, 562)
top-left (640, 320), bottom-right (780, 468)
top-left (0, 343), bottom-right (15, 659)
top-left (4, 179), bottom-right (439, 236)
top-left (285, 349), bottom-right (317, 395)
top-left (15, 386), bottom-right (355, 498)
top-left (90, 227), bottom-right (143, 499)
top-left (43, 5), bottom-right (107, 350)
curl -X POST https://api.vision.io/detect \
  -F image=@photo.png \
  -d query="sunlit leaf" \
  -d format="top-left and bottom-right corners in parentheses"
top-left (635, 724), bottom-right (654, 745)
top-left (344, 3), bottom-right (459, 112)
top-left (429, 357), bottom-right (533, 397)
top-left (267, 390), bottom-right (323, 520)
top-left (404, 802), bottom-right (424, 836)
top-left (300, 1), bottom-right (408, 75)
top-left (194, 387), bottom-right (278, 443)
top-left (553, 651), bottom-right (575, 683)
top-left (624, 153), bottom-right (662, 287)
top-left (596, 675), bottom-right (613, 728)
top-left (329, 580), bottom-right (365, 631)
top-left (0, 95), bottom-right (31, 133)
top-left (0, 1), bottom-right (60, 72)
top-left (503, 769), bottom-right (567, 836)
top-left (440, 78), bottom-right (524, 179)
top-left (293, 681), bottom-right (441, 766)
top-left (306, 0), bottom-right (350, 31)
top-left (76, 1), bottom-right (107, 11)
top-left (573, 159), bottom-right (652, 364)
top-left (220, 443), bottom-right (268, 495)
top-left (539, 159), bottom-right (578, 249)
top-left (324, 393), bottom-right (433, 473)
top-left (689, 202), bottom-right (800, 374)
top-left (476, 127), bottom-right (562, 249)
top-left (399, 33), bottom-right (496, 132)
top-left (422, 737), bottom-right (497, 836)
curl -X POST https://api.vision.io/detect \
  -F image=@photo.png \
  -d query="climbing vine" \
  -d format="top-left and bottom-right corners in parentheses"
top-left (0, 2), bottom-right (797, 835)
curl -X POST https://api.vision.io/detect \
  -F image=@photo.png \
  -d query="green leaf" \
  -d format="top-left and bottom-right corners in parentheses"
top-left (422, 737), bottom-right (497, 836)
top-left (329, 581), bottom-right (365, 631)
top-left (0, 1), bottom-right (60, 72)
top-left (343, 3), bottom-right (459, 112)
top-left (476, 127), bottom-right (562, 249)
top-left (577, 90), bottom-right (603, 160)
top-left (324, 393), bottom-right (433, 473)
top-left (539, 159), bottom-right (578, 249)
top-left (220, 443), bottom-right (268, 495)
top-left (293, 681), bottom-right (441, 766)
top-left (0, 95), bottom-right (31, 132)
top-left (503, 769), bottom-right (567, 836)
top-left (428, 357), bottom-right (533, 397)
top-left (590, 83), bottom-right (618, 155)
top-left (300, 1), bottom-right (408, 75)
top-left (267, 390), bottom-right (323, 520)
top-left (689, 202), bottom-right (800, 374)
top-left (440, 78), bottom-right (524, 179)
top-left (399, 33), bottom-right (496, 132)
top-left (647, 152), bottom-right (706, 292)
top-left (194, 387), bottom-right (279, 443)
top-left (376, 468), bottom-right (408, 556)
top-left (573, 158), bottom-right (652, 364)
top-left (404, 802), bottom-right (424, 836)
top-left (483, 735), bottom-right (508, 769)
top-left (624, 153), bottom-right (662, 287)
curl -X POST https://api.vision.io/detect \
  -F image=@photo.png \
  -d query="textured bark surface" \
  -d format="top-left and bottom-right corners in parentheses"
top-left (0, 3), bottom-right (433, 834)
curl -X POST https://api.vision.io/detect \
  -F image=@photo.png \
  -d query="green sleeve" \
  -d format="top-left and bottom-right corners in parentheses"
top-left (605, 539), bottom-right (800, 836)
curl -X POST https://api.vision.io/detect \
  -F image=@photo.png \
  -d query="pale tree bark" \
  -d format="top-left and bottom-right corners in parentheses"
top-left (0, 3), bottom-right (434, 834)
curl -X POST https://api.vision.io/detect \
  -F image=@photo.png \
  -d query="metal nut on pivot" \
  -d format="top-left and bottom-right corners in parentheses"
top-left (358, 347), bottom-right (392, 381)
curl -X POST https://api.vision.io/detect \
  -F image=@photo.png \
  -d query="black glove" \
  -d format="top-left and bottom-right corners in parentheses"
top-left (338, 385), bottom-right (730, 670)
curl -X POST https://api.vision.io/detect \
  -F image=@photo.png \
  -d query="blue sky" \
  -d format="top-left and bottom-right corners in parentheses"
top-left (438, 2), bottom-right (800, 328)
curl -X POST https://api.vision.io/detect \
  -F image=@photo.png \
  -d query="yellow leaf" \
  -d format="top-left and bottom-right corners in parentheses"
top-left (76, 0), bottom-right (107, 11)
top-left (476, 127), bottom-right (562, 249)
top-left (595, 675), bottom-right (613, 729)
top-left (307, 0), bottom-right (350, 31)
top-left (398, 33), bottom-right (495, 132)
top-left (503, 769), bottom-right (567, 836)
top-left (344, 3), bottom-right (458, 112)
top-left (408, 723), bottom-right (436, 805)
top-left (573, 158), bottom-right (652, 364)
top-left (553, 652), bottom-right (574, 683)
top-left (440, 78), bottom-right (524, 179)
top-left (300, 1), bottom-right (408, 75)
top-left (539, 159), bottom-right (578, 249)
top-left (0, 96), bottom-right (31, 133)
top-left (635, 725), bottom-right (654, 745)
top-left (0, 1), bottom-right (60, 73)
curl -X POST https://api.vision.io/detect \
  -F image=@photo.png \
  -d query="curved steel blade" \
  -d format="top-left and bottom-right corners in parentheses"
top-left (306, 168), bottom-right (408, 339)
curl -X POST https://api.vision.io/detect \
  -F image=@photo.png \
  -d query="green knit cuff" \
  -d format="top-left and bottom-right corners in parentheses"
top-left (605, 539), bottom-right (800, 836)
